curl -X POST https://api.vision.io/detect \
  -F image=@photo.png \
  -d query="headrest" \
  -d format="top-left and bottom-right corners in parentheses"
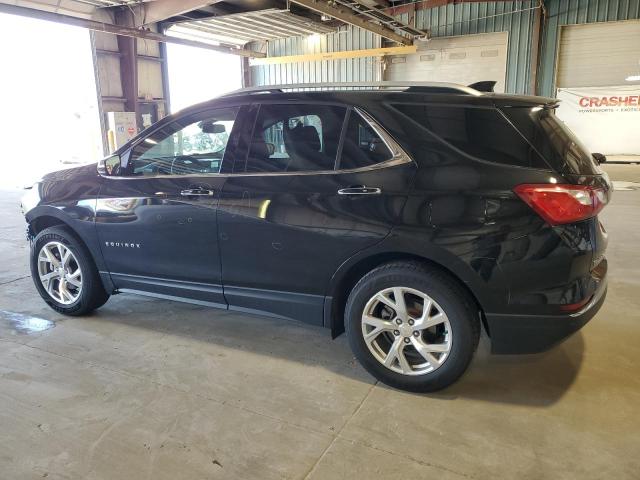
top-left (250, 139), bottom-right (271, 159)
top-left (284, 123), bottom-right (321, 152)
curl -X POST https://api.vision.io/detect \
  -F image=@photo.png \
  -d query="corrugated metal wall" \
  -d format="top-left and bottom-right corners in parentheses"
top-left (399, 1), bottom-right (537, 94)
top-left (250, 0), bottom-right (640, 96)
top-left (539, 0), bottom-right (640, 96)
top-left (250, 1), bottom-right (537, 93)
top-left (249, 25), bottom-right (381, 85)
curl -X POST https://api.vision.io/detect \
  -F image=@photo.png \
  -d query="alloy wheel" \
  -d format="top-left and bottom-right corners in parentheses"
top-left (37, 241), bottom-right (82, 305)
top-left (361, 286), bottom-right (452, 376)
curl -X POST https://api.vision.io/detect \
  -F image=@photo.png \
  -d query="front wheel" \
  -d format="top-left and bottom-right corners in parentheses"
top-left (30, 226), bottom-right (110, 315)
top-left (345, 262), bottom-right (479, 392)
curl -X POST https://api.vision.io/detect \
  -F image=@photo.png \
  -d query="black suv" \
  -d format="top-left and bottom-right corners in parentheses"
top-left (22, 82), bottom-right (611, 392)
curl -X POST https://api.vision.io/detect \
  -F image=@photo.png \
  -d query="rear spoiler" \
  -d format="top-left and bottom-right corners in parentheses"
top-left (468, 81), bottom-right (497, 92)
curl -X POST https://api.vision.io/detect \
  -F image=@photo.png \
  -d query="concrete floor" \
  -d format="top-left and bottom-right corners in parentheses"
top-left (1, 164), bottom-right (639, 480)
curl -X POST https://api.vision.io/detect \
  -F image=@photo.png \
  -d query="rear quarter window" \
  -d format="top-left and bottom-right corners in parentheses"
top-left (391, 104), bottom-right (549, 169)
top-left (501, 107), bottom-right (601, 175)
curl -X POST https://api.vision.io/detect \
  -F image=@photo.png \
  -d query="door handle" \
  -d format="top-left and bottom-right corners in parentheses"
top-left (180, 188), bottom-right (214, 196)
top-left (337, 186), bottom-right (382, 195)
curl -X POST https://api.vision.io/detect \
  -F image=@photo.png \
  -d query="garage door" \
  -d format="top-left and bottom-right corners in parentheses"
top-left (557, 20), bottom-right (640, 88)
top-left (385, 32), bottom-right (508, 93)
top-left (555, 20), bottom-right (640, 155)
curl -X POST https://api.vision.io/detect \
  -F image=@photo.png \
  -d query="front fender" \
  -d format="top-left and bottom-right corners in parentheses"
top-left (22, 178), bottom-right (108, 275)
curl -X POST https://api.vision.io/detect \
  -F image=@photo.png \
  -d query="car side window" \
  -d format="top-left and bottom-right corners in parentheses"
top-left (243, 104), bottom-right (346, 173)
top-left (125, 107), bottom-right (239, 176)
top-left (392, 104), bottom-right (547, 168)
top-left (339, 111), bottom-right (393, 170)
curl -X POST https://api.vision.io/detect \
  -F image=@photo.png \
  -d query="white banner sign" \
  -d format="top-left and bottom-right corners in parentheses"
top-left (556, 86), bottom-right (640, 156)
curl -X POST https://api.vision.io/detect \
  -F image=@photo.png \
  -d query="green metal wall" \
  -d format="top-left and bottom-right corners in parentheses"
top-left (401, 1), bottom-right (538, 94)
top-left (250, 0), bottom-right (640, 96)
top-left (539, 0), bottom-right (640, 96)
top-left (250, 2), bottom-right (537, 93)
top-left (249, 25), bottom-right (381, 86)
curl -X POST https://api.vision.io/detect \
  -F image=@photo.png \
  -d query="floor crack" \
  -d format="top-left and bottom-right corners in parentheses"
top-left (0, 275), bottom-right (30, 286)
top-left (302, 380), bottom-right (378, 480)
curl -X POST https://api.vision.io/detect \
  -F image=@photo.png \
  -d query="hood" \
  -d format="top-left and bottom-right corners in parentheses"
top-left (41, 162), bottom-right (99, 183)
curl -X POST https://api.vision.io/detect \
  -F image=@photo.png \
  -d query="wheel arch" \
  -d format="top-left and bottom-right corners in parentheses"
top-left (27, 210), bottom-right (115, 294)
top-left (26, 205), bottom-right (78, 236)
top-left (325, 251), bottom-right (489, 339)
top-left (28, 214), bottom-right (67, 238)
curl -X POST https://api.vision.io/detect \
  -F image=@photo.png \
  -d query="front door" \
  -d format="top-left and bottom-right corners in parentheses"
top-left (95, 106), bottom-right (241, 306)
top-left (217, 103), bottom-right (416, 323)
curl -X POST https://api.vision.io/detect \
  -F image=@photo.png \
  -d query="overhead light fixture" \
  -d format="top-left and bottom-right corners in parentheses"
top-left (321, 14), bottom-right (331, 21)
top-left (308, 33), bottom-right (321, 45)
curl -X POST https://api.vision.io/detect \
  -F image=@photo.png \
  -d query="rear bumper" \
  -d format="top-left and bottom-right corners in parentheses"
top-left (486, 278), bottom-right (607, 354)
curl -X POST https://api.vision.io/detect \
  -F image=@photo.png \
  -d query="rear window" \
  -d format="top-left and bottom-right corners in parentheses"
top-left (500, 107), bottom-right (601, 175)
top-left (391, 104), bottom-right (548, 169)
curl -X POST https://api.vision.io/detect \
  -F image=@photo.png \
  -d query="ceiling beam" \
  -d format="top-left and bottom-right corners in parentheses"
top-left (250, 45), bottom-right (417, 65)
top-left (0, 3), bottom-right (265, 58)
top-left (129, 0), bottom-right (224, 26)
top-left (289, 0), bottom-right (411, 45)
top-left (333, 0), bottom-right (428, 38)
top-left (360, 0), bottom-right (392, 8)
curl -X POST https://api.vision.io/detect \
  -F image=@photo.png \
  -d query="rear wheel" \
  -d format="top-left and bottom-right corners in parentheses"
top-left (30, 226), bottom-right (110, 315)
top-left (345, 262), bottom-right (479, 392)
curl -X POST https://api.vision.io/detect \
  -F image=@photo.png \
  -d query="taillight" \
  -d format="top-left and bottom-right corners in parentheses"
top-left (513, 184), bottom-right (608, 225)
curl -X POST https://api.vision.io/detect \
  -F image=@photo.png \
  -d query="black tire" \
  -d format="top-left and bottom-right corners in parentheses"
top-left (30, 226), bottom-right (110, 316)
top-left (345, 261), bottom-right (480, 392)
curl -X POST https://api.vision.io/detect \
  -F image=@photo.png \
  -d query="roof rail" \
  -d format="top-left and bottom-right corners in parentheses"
top-left (221, 81), bottom-right (482, 97)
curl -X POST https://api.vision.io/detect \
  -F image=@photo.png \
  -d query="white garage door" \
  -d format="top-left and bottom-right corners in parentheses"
top-left (557, 19), bottom-right (640, 88)
top-left (555, 20), bottom-right (640, 155)
top-left (385, 32), bottom-right (508, 92)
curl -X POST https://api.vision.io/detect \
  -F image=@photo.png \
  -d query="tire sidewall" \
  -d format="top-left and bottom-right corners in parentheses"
top-left (30, 228), bottom-right (97, 315)
top-left (346, 266), bottom-right (477, 392)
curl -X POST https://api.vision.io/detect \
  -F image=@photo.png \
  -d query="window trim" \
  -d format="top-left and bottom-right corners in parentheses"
top-left (334, 107), bottom-right (397, 172)
top-left (232, 104), bottom-right (410, 177)
top-left (100, 105), bottom-right (413, 180)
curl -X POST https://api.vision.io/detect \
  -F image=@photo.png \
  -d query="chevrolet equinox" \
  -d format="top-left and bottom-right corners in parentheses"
top-left (21, 82), bottom-right (611, 392)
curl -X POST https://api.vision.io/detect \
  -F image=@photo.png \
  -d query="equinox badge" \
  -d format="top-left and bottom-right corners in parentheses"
top-left (105, 241), bottom-right (141, 248)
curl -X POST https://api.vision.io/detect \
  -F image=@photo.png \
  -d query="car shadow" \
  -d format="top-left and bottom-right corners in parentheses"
top-left (427, 331), bottom-right (585, 407)
top-left (92, 293), bottom-right (583, 406)
top-left (89, 293), bottom-right (372, 384)
top-left (1, 288), bottom-right (584, 407)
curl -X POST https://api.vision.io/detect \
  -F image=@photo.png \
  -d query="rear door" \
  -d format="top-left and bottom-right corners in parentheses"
top-left (96, 106), bottom-right (244, 305)
top-left (217, 102), bottom-right (416, 325)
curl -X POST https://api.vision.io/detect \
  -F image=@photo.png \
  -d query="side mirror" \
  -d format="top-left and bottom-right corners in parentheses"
top-left (200, 121), bottom-right (226, 134)
top-left (592, 153), bottom-right (607, 164)
top-left (97, 154), bottom-right (121, 176)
